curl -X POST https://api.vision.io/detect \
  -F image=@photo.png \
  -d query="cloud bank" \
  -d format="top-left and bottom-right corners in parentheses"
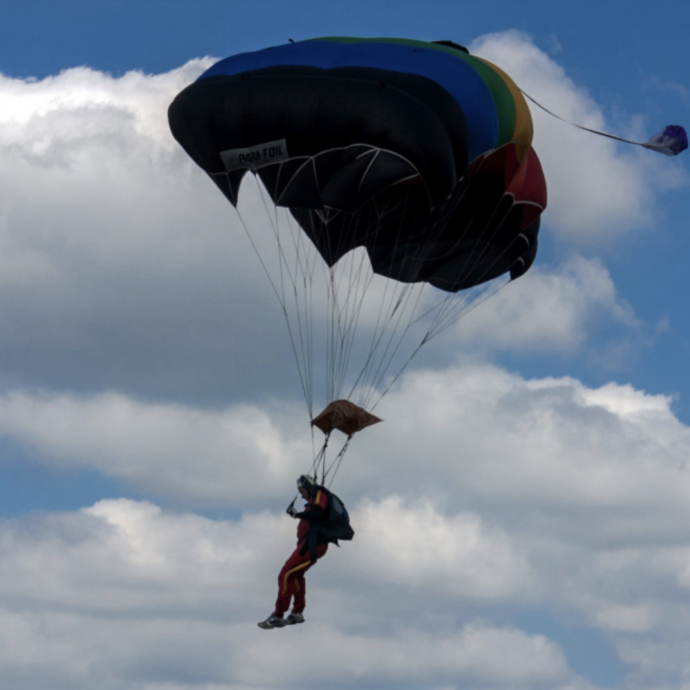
top-left (1, 29), bottom-right (689, 690)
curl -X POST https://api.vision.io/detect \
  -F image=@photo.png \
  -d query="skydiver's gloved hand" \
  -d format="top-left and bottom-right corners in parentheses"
top-left (286, 501), bottom-right (298, 518)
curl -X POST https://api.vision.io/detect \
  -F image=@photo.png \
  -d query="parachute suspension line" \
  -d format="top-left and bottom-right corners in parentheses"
top-left (290, 211), bottom-right (321, 418)
top-left (348, 234), bottom-right (396, 406)
top-left (315, 204), bottom-right (413, 409)
top-left (359, 186), bottom-right (463, 408)
top-left (315, 211), bottom-right (340, 405)
top-left (418, 259), bottom-right (503, 342)
top-left (353, 276), bottom-right (425, 410)
top-left (233, 185), bottom-right (312, 412)
top-left (361, 184), bottom-right (472, 400)
top-left (324, 434), bottom-right (353, 488)
top-left (325, 220), bottom-right (372, 403)
top-left (366, 273), bottom-right (503, 411)
top-left (309, 430), bottom-right (330, 486)
top-left (344, 186), bottom-right (426, 409)
top-left (420, 175), bottom-right (545, 340)
top-left (253, 177), bottom-right (317, 415)
top-left (411, 155), bottom-right (532, 341)
top-left (333, 234), bottom-right (386, 405)
top-left (308, 209), bottom-right (376, 405)
top-left (290, 202), bottom-right (325, 418)
top-left (329, 253), bottom-right (363, 403)
top-left (245, 173), bottom-right (343, 419)
top-left (369, 337), bottom-right (426, 414)
top-left (309, 204), bottom-right (349, 405)
top-left (342, 182), bottom-right (458, 411)
top-left (428, 279), bottom-right (502, 339)
top-left (292, 171), bottom-right (497, 415)
top-left (419, 223), bottom-right (535, 342)
top-left (429, 174), bottom-right (503, 301)
top-left (235, 161), bottom-right (535, 425)
top-left (294, 204), bottom-right (328, 417)
top-left (359, 171), bottom-right (519, 411)
top-left (406, 183), bottom-right (517, 341)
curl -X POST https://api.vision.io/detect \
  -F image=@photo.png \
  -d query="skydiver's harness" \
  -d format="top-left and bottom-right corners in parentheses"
top-left (290, 485), bottom-right (355, 562)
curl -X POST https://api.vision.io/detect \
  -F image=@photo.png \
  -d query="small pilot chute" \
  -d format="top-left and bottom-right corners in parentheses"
top-left (643, 125), bottom-right (688, 156)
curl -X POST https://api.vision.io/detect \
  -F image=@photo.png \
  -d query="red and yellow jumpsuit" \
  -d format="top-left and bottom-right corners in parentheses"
top-left (274, 488), bottom-right (329, 617)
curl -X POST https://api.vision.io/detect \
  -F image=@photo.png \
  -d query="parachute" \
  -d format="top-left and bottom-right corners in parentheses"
top-left (169, 37), bottom-right (548, 481)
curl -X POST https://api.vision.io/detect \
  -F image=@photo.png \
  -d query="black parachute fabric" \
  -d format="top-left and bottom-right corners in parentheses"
top-left (170, 64), bottom-right (470, 210)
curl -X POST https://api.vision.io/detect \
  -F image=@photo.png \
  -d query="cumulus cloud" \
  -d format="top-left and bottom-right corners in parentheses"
top-left (2, 362), bottom-right (690, 687)
top-left (0, 498), bottom-right (576, 690)
top-left (0, 61), bottom-right (298, 403)
top-left (446, 255), bottom-right (640, 356)
top-left (0, 390), bottom-right (310, 509)
top-left (370, 364), bottom-right (690, 523)
top-left (1, 362), bottom-right (689, 532)
top-left (1, 490), bottom-right (690, 689)
top-left (351, 496), bottom-right (536, 601)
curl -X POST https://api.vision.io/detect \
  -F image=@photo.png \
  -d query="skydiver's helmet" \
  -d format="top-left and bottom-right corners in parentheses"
top-left (297, 474), bottom-right (317, 495)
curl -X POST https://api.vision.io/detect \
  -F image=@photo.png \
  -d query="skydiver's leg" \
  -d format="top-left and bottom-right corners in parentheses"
top-left (291, 543), bottom-right (328, 614)
top-left (292, 574), bottom-right (306, 613)
top-left (274, 546), bottom-right (308, 617)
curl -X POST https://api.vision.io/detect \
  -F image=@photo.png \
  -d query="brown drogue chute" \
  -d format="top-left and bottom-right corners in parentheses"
top-left (311, 400), bottom-right (382, 437)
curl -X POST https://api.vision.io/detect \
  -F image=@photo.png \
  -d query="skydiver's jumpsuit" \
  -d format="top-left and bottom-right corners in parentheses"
top-left (274, 488), bottom-right (329, 617)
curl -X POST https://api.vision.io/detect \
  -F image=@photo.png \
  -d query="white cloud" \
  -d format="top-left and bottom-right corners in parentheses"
top-left (0, 60), bottom-right (299, 401)
top-left (0, 61), bottom-right (212, 143)
top-left (358, 496), bottom-right (534, 594)
top-left (2, 359), bottom-right (690, 684)
top-left (642, 73), bottom-right (690, 101)
top-left (446, 255), bottom-right (639, 355)
top-left (2, 490), bottom-right (689, 689)
top-left (596, 604), bottom-right (656, 633)
top-left (0, 499), bottom-right (287, 618)
top-left (0, 498), bottom-right (572, 690)
top-left (2, 361), bottom-right (689, 529)
top-left (363, 364), bottom-right (690, 523)
top-left (0, 390), bottom-right (309, 508)
top-left (2, 362), bottom-right (690, 687)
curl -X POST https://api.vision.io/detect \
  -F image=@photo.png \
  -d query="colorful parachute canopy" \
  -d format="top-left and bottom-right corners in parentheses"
top-left (168, 36), bottom-right (547, 295)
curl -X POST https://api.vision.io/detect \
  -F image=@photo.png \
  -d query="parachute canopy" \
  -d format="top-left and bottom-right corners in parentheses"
top-left (169, 36), bottom-right (547, 297)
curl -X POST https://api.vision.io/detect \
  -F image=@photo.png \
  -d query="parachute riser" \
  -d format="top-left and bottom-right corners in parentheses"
top-left (307, 429), bottom-right (357, 488)
top-left (308, 430), bottom-right (331, 486)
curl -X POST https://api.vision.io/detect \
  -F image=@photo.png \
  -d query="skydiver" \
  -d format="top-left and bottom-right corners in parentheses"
top-left (258, 474), bottom-right (330, 629)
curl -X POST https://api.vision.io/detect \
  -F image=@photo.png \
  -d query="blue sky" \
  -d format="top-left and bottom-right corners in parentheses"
top-left (1, 2), bottom-right (689, 690)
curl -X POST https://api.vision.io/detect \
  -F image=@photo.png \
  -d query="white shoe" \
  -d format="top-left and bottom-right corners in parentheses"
top-left (257, 614), bottom-right (287, 629)
top-left (285, 612), bottom-right (305, 625)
